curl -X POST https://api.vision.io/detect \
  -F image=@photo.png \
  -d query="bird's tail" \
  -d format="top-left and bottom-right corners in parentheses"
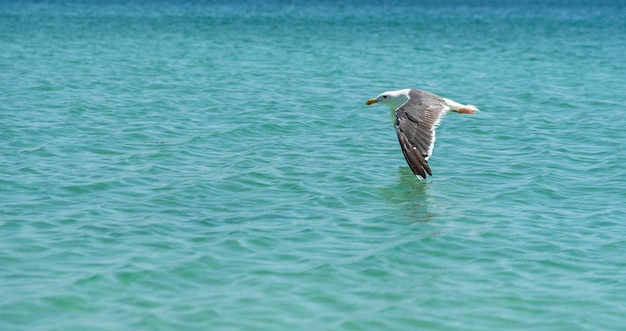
top-left (443, 98), bottom-right (480, 114)
top-left (464, 104), bottom-right (479, 112)
top-left (456, 104), bottom-right (479, 114)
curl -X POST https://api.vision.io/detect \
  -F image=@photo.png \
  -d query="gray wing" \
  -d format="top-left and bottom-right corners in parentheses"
top-left (395, 90), bottom-right (447, 178)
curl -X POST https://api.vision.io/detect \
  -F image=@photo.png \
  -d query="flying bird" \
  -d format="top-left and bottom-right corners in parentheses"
top-left (366, 89), bottom-right (478, 179)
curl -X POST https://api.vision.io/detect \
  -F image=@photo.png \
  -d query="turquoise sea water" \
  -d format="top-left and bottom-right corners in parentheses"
top-left (2, 1), bottom-right (626, 330)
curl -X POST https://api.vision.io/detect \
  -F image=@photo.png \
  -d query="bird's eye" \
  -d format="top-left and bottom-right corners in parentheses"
top-left (383, 95), bottom-right (387, 99)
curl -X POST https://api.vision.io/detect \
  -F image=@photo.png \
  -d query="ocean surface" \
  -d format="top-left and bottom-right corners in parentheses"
top-left (2, 1), bottom-right (626, 330)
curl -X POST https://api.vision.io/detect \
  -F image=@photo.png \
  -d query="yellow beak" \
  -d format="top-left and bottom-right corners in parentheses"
top-left (366, 98), bottom-right (378, 105)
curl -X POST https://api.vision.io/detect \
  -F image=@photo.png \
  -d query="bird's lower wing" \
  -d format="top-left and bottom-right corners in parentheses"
top-left (396, 130), bottom-right (432, 179)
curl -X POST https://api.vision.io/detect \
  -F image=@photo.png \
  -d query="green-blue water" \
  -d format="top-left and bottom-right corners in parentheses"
top-left (2, 1), bottom-right (626, 330)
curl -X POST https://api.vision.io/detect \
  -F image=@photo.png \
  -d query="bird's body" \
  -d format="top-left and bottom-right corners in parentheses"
top-left (366, 89), bottom-right (478, 179)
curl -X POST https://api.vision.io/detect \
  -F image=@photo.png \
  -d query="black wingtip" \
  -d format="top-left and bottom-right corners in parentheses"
top-left (398, 134), bottom-right (431, 179)
top-left (423, 161), bottom-right (432, 177)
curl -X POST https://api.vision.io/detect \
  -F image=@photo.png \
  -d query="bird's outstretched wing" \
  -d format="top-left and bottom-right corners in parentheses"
top-left (394, 90), bottom-right (447, 178)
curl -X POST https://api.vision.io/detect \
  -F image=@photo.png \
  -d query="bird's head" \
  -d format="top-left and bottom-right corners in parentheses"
top-left (365, 89), bottom-right (410, 110)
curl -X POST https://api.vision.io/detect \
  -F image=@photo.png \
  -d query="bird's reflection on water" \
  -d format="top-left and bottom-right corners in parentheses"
top-left (378, 167), bottom-right (439, 224)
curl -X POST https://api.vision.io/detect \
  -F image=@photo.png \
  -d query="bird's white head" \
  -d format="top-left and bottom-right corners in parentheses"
top-left (365, 89), bottom-right (411, 110)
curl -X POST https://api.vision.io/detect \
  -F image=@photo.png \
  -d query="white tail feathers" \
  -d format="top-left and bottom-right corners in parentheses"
top-left (465, 104), bottom-right (479, 112)
top-left (443, 98), bottom-right (480, 113)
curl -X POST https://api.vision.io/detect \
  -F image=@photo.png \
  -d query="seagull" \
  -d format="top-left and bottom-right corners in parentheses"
top-left (366, 89), bottom-right (478, 179)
